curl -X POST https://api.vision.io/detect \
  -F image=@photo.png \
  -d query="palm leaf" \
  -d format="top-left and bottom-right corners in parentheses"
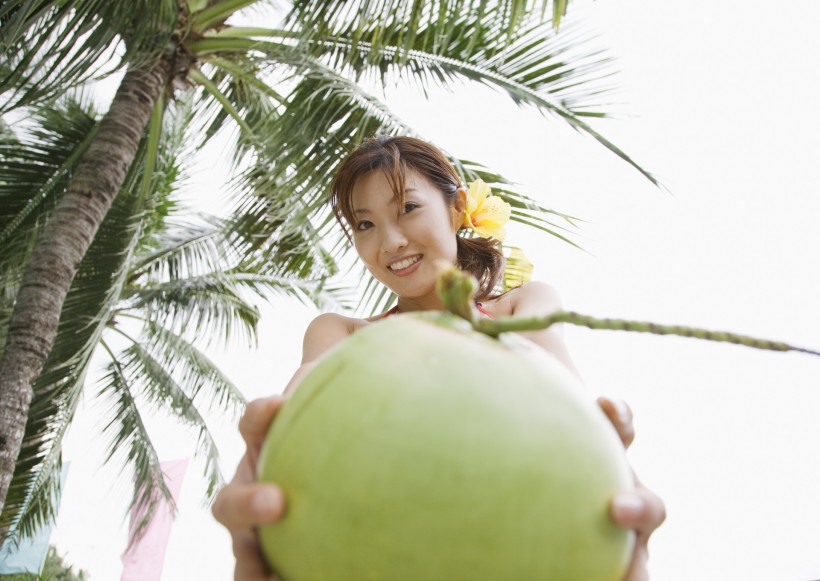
top-left (0, 94), bottom-right (100, 287)
top-left (130, 219), bottom-right (235, 286)
top-left (299, 15), bottom-right (652, 183)
top-left (0, 0), bottom-right (178, 113)
top-left (283, 0), bottom-right (568, 49)
top-left (123, 271), bottom-right (262, 347)
top-left (96, 339), bottom-right (174, 535)
top-left (114, 338), bottom-right (227, 499)
top-left (503, 246), bottom-right (535, 291)
top-left (140, 322), bottom-right (246, 415)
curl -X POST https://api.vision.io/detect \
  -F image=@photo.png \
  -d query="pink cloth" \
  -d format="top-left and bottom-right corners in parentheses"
top-left (121, 459), bottom-right (188, 581)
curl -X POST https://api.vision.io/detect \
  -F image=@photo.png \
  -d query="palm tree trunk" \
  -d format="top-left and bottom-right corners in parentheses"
top-left (0, 57), bottom-right (173, 535)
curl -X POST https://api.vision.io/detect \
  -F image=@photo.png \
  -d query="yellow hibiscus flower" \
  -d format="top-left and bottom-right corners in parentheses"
top-left (462, 179), bottom-right (512, 241)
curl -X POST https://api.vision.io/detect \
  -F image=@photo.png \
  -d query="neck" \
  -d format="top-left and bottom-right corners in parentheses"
top-left (395, 295), bottom-right (445, 313)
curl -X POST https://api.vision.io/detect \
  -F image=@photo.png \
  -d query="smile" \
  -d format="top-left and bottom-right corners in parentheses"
top-left (388, 254), bottom-right (422, 272)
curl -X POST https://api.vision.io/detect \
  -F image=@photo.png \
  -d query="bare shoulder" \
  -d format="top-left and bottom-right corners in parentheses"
top-left (301, 312), bottom-right (359, 365)
top-left (484, 281), bottom-right (564, 317)
top-left (509, 281), bottom-right (564, 315)
top-left (485, 281), bottom-right (579, 376)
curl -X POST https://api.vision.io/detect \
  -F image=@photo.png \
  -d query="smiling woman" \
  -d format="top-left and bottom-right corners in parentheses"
top-left (330, 136), bottom-right (506, 302)
top-left (211, 134), bottom-right (667, 580)
top-left (349, 168), bottom-right (461, 305)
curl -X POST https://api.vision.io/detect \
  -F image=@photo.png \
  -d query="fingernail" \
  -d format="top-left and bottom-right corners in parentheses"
top-left (252, 487), bottom-right (284, 519)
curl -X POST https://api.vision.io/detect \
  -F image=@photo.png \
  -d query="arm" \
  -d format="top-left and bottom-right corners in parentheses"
top-left (213, 313), bottom-right (352, 580)
top-left (508, 281), bottom-right (580, 377)
top-left (283, 312), bottom-right (352, 395)
top-left (212, 396), bottom-right (285, 581)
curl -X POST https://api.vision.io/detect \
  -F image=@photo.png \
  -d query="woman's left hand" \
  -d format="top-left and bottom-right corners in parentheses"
top-left (598, 397), bottom-right (666, 581)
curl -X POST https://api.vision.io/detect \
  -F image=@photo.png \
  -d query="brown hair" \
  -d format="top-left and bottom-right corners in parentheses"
top-left (330, 135), bottom-right (504, 299)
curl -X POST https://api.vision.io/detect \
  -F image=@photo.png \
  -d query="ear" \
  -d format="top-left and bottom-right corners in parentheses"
top-left (452, 187), bottom-right (467, 231)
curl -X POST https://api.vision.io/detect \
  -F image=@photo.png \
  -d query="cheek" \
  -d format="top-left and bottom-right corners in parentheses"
top-left (355, 238), bottom-right (387, 276)
top-left (440, 231), bottom-right (459, 262)
top-left (353, 238), bottom-right (372, 264)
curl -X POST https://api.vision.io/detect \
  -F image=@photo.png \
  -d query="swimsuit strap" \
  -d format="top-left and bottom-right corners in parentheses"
top-left (475, 302), bottom-right (494, 318)
top-left (381, 303), bottom-right (494, 319)
top-left (381, 305), bottom-right (399, 318)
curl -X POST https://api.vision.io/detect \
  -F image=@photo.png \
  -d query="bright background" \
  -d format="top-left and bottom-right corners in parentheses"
top-left (49, 1), bottom-right (820, 579)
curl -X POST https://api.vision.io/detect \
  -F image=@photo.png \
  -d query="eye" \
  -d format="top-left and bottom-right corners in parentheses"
top-left (403, 201), bottom-right (420, 213)
top-left (355, 220), bottom-right (374, 232)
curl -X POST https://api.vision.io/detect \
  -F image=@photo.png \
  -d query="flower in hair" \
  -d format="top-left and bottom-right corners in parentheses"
top-left (462, 179), bottom-right (512, 241)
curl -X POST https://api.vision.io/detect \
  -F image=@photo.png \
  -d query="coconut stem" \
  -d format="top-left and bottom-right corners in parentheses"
top-left (436, 267), bottom-right (820, 357)
top-left (476, 312), bottom-right (820, 357)
top-left (436, 264), bottom-right (482, 324)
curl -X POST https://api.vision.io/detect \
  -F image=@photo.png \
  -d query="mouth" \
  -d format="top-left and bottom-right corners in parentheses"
top-left (388, 254), bottom-right (422, 274)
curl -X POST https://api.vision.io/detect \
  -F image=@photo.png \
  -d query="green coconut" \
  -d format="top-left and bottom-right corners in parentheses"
top-left (257, 311), bottom-right (634, 581)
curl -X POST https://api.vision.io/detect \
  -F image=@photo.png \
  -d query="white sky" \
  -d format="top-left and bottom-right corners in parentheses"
top-left (50, 1), bottom-right (820, 579)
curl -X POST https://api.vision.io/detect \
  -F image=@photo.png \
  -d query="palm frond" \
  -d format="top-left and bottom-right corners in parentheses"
top-left (133, 96), bottom-right (201, 252)
top-left (126, 265), bottom-right (355, 339)
top-left (297, 15), bottom-right (653, 183)
top-left (283, 0), bottom-right (565, 51)
top-left (3, 420), bottom-right (66, 544)
top-left (123, 271), bottom-right (262, 347)
top-left (503, 246), bottom-right (535, 291)
top-left (0, 0), bottom-right (178, 113)
top-left (114, 339), bottom-right (227, 499)
top-left (183, 54), bottom-right (287, 172)
top-left (189, 0), bottom-right (261, 31)
top-left (96, 340), bottom-right (173, 536)
top-left (0, 94), bottom-right (100, 284)
top-left (226, 270), bottom-right (358, 310)
top-left (140, 322), bottom-right (246, 415)
top-left (131, 219), bottom-right (231, 285)
top-left (223, 58), bottom-right (418, 245)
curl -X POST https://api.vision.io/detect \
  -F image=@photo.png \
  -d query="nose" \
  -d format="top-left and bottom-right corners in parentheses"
top-left (380, 222), bottom-right (408, 254)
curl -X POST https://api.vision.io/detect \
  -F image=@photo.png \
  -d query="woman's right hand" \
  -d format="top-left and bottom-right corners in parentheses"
top-left (598, 397), bottom-right (666, 581)
top-left (212, 396), bottom-right (286, 581)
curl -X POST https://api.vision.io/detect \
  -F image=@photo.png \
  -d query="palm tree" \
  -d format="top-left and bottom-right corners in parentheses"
top-left (0, 93), bottom-right (350, 546)
top-left (0, 0), bottom-right (656, 542)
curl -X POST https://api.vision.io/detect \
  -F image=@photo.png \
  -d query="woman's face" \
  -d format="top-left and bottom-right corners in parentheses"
top-left (350, 169), bottom-right (463, 305)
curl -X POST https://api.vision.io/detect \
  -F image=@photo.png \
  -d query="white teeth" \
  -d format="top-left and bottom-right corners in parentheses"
top-left (390, 256), bottom-right (420, 271)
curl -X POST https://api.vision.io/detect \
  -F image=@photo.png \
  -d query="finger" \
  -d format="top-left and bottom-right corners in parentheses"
top-left (610, 473), bottom-right (662, 581)
top-left (212, 482), bottom-right (285, 530)
top-left (239, 396), bottom-right (286, 453)
top-left (610, 489), bottom-right (666, 534)
top-left (232, 529), bottom-right (276, 581)
top-left (620, 542), bottom-right (649, 581)
top-left (597, 396), bottom-right (635, 448)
